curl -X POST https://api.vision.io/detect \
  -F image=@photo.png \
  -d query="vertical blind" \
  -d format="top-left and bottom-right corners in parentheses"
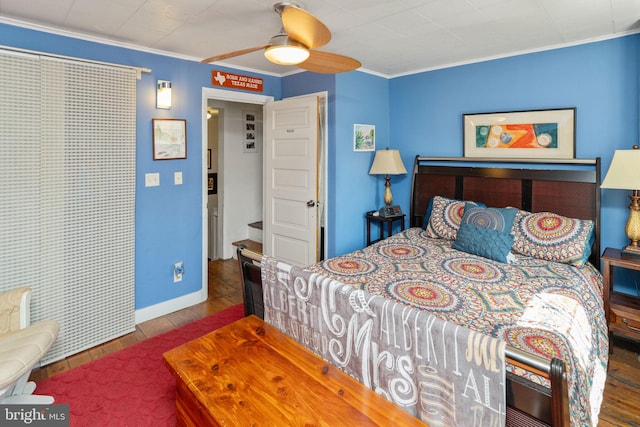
top-left (0, 50), bottom-right (136, 363)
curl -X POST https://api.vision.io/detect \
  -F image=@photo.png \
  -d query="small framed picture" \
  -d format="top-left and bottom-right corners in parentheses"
top-left (207, 173), bottom-right (217, 195)
top-left (207, 149), bottom-right (212, 170)
top-left (243, 111), bottom-right (258, 153)
top-left (354, 124), bottom-right (375, 151)
top-left (152, 118), bottom-right (187, 160)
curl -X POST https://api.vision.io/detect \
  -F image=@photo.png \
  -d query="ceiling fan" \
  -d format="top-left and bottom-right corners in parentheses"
top-left (200, 2), bottom-right (361, 74)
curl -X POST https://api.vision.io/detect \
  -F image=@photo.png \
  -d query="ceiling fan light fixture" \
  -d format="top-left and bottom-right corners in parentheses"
top-left (202, 4), bottom-right (358, 73)
top-left (264, 35), bottom-right (309, 65)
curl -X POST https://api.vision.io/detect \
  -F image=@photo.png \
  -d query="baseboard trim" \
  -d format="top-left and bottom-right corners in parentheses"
top-left (134, 289), bottom-right (207, 324)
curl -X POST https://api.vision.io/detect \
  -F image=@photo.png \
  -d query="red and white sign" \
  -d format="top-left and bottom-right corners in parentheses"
top-left (211, 70), bottom-right (263, 92)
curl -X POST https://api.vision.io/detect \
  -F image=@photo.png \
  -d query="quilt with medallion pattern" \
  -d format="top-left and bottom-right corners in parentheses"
top-left (308, 227), bottom-right (608, 427)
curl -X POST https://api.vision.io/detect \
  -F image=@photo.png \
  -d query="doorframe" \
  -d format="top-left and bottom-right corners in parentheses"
top-left (201, 88), bottom-right (274, 297)
top-left (200, 88), bottom-right (329, 295)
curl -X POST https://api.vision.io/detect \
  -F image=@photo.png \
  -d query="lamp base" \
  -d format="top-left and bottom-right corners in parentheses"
top-left (383, 175), bottom-right (393, 206)
top-left (621, 245), bottom-right (640, 259)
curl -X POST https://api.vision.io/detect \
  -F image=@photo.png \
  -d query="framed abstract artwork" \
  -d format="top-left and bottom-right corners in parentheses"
top-left (463, 108), bottom-right (575, 159)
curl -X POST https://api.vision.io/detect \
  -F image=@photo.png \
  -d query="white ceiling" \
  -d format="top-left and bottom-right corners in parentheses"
top-left (1, 0), bottom-right (639, 77)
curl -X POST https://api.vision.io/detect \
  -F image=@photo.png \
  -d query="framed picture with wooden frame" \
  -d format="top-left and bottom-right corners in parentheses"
top-left (463, 108), bottom-right (575, 159)
top-left (152, 118), bottom-right (187, 160)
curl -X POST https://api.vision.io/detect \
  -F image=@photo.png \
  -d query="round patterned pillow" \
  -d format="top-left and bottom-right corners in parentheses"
top-left (512, 211), bottom-right (594, 267)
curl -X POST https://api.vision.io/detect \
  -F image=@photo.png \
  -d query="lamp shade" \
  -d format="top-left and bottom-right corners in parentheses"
top-left (369, 149), bottom-right (407, 175)
top-left (601, 149), bottom-right (640, 190)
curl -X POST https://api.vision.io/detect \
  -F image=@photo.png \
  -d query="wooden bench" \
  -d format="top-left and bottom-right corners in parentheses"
top-left (163, 315), bottom-right (426, 426)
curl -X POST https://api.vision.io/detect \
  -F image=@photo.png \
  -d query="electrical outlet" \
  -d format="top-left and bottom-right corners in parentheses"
top-left (173, 261), bottom-right (184, 283)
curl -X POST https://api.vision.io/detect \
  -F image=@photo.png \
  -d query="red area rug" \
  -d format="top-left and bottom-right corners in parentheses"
top-left (36, 304), bottom-right (244, 427)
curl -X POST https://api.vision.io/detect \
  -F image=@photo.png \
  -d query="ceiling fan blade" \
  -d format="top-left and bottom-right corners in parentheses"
top-left (282, 6), bottom-right (331, 49)
top-left (298, 50), bottom-right (361, 74)
top-left (200, 45), bottom-right (269, 64)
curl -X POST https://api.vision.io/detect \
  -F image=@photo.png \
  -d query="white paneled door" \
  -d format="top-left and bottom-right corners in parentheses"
top-left (264, 95), bottom-right (319, 267)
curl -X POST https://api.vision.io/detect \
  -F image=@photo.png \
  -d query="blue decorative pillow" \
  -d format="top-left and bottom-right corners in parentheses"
top-left (421, 197), bottom-right (435, 230)
top-left (423, 196), bottom-right (486, 239)
top-left (452, 206), bottom-right (517, 263)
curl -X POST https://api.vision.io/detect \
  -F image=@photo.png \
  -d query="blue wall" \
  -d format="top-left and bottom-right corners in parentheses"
top-left (333, 72), bottom-right (391, 255)
top-left (388, 35), bottom-right (640, 293)
top-left (0, 23), bottom-right (281, 310)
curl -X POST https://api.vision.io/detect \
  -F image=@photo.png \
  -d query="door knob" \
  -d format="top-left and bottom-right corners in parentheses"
top-left (307, 200), bottom-right (316, 207)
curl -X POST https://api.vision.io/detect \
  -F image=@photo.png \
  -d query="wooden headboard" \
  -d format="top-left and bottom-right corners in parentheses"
top-left (410, 156), bottom-right (601, 267)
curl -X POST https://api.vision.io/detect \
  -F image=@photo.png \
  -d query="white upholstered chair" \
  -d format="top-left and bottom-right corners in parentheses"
top-left (0, 287), bottom-right (59, 404)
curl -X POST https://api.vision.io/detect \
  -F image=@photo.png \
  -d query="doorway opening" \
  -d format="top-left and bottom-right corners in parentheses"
top-left (200, 88), bottom-right (328, 294)
top-left (206, 99), bottom-right (263, 260)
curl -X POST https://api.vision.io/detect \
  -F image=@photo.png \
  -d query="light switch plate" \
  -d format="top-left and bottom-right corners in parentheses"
top-left (145, 173), bottom-right (160, 187)
top-left (174, 171), bottom-right (183, 185)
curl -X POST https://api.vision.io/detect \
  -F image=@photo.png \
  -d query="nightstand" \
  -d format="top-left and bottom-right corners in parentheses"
top-left (366, 213), bottom-right (405, 246)
top-left (601, 247), bottom-right (640, 342)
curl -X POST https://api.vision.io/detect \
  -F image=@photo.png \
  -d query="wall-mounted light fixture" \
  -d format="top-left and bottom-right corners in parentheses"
top-left (156, 80), bottom-right (172, 109)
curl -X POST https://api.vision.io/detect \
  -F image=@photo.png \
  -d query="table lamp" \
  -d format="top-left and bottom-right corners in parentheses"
top-left (368, 148), bottom-right (407, 206)
top-left (601, 145), bottom-right (640, 256)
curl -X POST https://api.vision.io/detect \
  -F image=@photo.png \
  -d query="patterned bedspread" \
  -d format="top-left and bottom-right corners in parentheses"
top-left (308, 228), bottom-right (609, 427)
top-left (262, 256), bottom-right (507, 426)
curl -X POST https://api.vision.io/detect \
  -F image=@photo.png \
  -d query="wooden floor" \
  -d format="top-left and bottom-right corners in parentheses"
top-left (31, 258), bottom-right (640, 426)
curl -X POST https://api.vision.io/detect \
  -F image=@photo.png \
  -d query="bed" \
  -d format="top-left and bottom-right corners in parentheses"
top-left (238, 156), bottom-right (608, 427)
